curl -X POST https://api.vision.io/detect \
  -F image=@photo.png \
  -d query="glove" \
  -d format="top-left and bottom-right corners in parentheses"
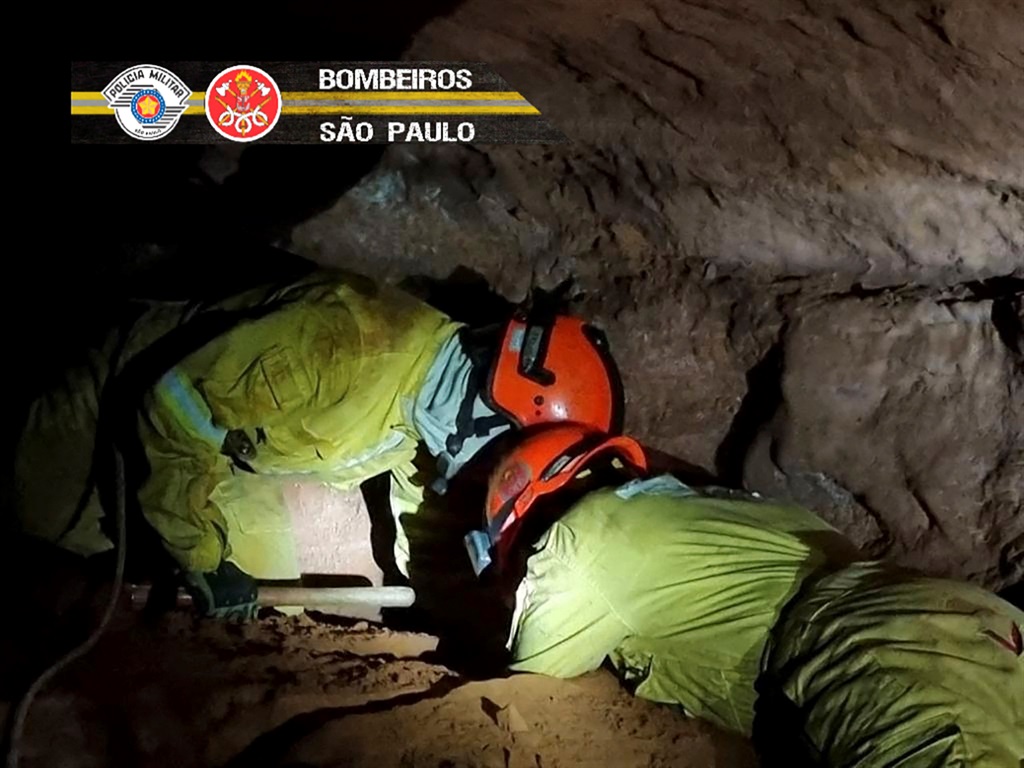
top-left (184, 560), bottom-right (259, 620)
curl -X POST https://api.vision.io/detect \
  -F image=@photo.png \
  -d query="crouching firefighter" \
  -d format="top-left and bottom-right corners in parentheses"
top-left (13, 268), bottom-right (624, 619)
top-left (467, 424), bottom-right (1024, 768)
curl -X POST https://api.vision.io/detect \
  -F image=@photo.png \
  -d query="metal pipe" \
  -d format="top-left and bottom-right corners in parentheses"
top-left (125, 583), bottom-right (416, 610)
top-left (258, 585), bottom-right (416, 608)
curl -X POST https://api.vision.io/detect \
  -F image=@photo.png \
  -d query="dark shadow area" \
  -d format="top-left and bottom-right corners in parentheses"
top-left (988, 285), bottom-right (1023, 359)
top-left (999, 581), bottom-right (1024, 611)
top-left (64, 0), bottom-right (471, 268)
top-left (222, 674), bottom-right (470, 768)
top-left (297, 574), bottom-right (374, 589)
top-left (751, 675), bottom-right (821, 768)
top-left (360, 473), bottom-right (405, 588)
top-left (714, 334), bottom-right (787, 487)
top-left (373, 436), bottom-right (518, 679)
top-left (0, 538), bottom-right (114, 698)
top-left (399, 266), bottom-right (517, 327)
top-left (64, 0), bottom-right (467, 241)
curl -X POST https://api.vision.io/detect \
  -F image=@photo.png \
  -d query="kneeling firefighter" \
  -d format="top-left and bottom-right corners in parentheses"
top-left (13, 268), bottom-right (624, 619)
top-left (468, 424), bottom-right (1024, 767)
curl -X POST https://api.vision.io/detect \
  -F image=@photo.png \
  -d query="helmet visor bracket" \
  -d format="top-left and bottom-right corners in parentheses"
top-left (518, 322), bottom-right (556, 386)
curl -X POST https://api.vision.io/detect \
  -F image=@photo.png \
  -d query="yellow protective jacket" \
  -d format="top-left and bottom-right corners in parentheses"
top-left (508, 476), bottom-right (1024, 766)
top-left (14, 269), bottom-right (460, 576)
top-left (508, 476), bottom-right (859, 733)
top-left (137, 271), bottom-right (461, 575)
top-left (761, 561), bottom-right (1024, 767)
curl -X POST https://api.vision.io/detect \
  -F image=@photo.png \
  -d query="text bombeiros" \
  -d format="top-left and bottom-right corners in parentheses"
top-left (319, 68), bottom-right (473, 91)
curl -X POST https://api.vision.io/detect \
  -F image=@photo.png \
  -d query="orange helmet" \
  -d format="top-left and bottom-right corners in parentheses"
top-left (484, 309), bottom-right (624, 434)
top-left (464, 423), bottom-right (647, 574)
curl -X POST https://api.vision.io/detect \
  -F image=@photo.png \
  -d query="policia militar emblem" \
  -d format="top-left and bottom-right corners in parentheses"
top-left (102, 65), bottom-right (192, 141)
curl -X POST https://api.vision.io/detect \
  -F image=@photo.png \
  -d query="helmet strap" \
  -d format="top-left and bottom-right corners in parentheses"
top-left (436, 328), bottom-right (511, 489)
top-left (445, 359), bottom-right (488, 457)
top-left (487, 498), bottom-right (517, 544)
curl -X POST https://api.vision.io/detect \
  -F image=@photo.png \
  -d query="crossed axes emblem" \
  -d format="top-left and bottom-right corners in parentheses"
top-left (213, 73), bottom-right (274, 136)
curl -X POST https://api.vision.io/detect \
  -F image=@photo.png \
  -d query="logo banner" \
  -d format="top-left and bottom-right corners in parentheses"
top-left (71, 61), bottom-right (565, 144)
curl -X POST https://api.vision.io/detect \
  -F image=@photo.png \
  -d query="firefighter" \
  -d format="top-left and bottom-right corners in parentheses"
top-left (14, 269), bottom-right (623, 618)
top-left (470, 424), bottom-right (1024, 767)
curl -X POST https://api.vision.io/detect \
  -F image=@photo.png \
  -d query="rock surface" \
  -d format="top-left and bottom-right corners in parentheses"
top-left (289, 0), bottom-right (1024, 588)
top-left (745, 294), bottom-right (1024, 586)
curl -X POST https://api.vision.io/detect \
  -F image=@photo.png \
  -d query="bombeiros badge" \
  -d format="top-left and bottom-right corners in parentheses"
top-left (205, 65), bottom-right (282, 142)
top-left (103, 65), bottom-right (191, 141)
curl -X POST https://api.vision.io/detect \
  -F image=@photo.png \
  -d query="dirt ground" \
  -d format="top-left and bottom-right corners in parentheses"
top-left (1, 609), bottom-right (754, 768)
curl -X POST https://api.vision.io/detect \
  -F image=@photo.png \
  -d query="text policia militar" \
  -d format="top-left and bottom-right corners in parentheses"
top-left (319, 67), bottom-right (477, 143)
top-left (319, 68), bottom-right (474, 90)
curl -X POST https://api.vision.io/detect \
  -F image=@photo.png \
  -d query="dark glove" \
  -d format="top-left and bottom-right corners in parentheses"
top-left (184, 560), bottom-right (259, 620)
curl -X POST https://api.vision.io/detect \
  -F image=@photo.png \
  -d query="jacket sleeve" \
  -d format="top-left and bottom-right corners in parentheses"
top-left (389, 459), bottom-right (429, 579)
top-left (136, 367), bottom-right (234, 573)
top-left (508, 522), bottom-right (630, 678)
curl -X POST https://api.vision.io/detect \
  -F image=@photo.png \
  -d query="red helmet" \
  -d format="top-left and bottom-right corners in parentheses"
top-left (464, 423), bottom-right (647, 574)
top-left (485, 310), bottom-right (624, 434)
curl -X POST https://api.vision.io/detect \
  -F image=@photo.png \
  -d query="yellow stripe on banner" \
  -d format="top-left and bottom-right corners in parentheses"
top-left (282, 91), bottom-right (526, 101)
top-left (71, 93), bottom-right (538, 115)
top-left (72, 90), bottom-right (523, 101)
top-left (282, 105), bottom-right (540, 115)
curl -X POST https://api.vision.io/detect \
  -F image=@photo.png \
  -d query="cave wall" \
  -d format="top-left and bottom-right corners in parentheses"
top-left (287, 0), bottom-right (1023, 588)
top-left (295, 0), bottom-right (1024, 286)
